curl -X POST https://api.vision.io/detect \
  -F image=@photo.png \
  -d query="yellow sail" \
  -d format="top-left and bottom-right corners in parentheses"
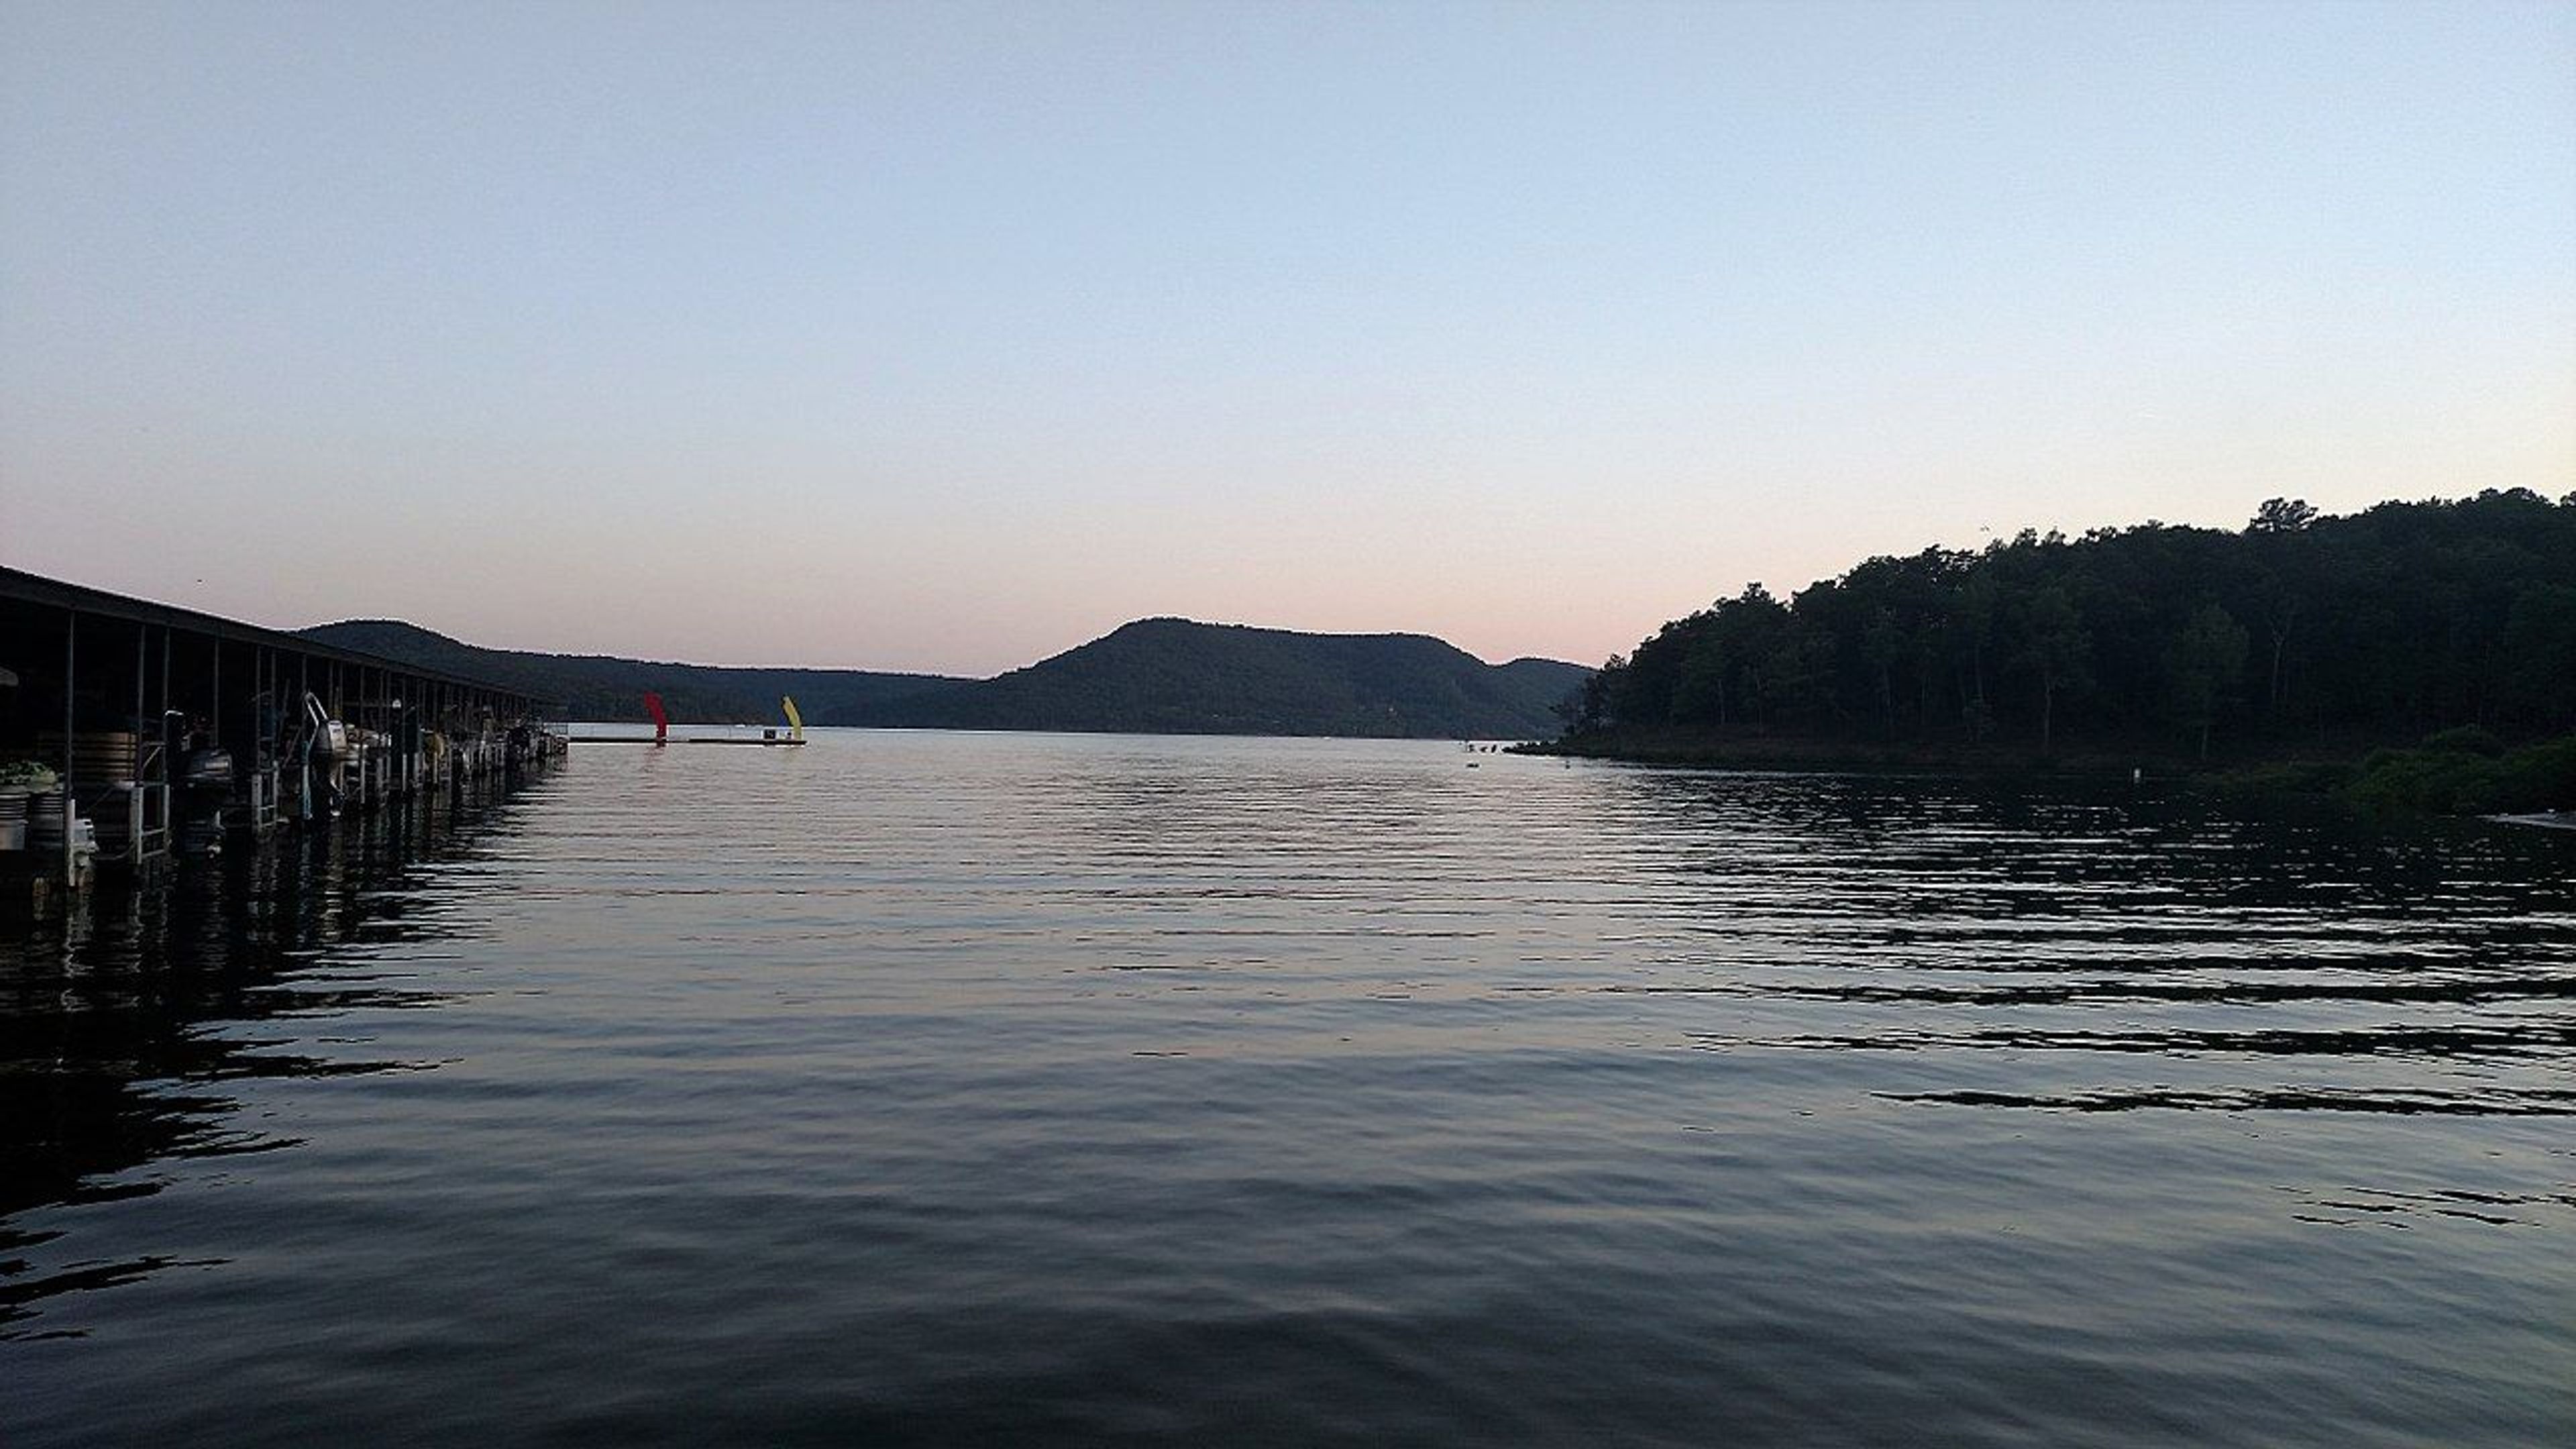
top-left (781, 695), bottom-right (804, 739)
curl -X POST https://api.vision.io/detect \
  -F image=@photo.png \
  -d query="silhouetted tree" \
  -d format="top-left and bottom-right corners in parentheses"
top-left (2164, 602), bottom-right (2250, 758)
top-left (2249, 496), bottom-right (2320, 533)
top-left (2010, 586), bottom-right (2090, 755)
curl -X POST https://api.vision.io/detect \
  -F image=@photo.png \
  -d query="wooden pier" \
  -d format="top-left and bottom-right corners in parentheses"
top-left (0, 567), bottom-right (566, 912)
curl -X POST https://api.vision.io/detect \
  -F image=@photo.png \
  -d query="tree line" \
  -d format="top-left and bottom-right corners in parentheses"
top-left (1560, 490), bottom-right (2576, 760)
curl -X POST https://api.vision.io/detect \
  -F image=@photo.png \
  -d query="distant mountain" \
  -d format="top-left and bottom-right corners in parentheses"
top-left (301, 616), bottom-right (1591, 738)
top-left (294, 620), bottom-right (957, 724)
top-left (828, 618), bottom-right (1591, 739)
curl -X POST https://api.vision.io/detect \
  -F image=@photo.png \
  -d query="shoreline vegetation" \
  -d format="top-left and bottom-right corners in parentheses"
top-left (1529, 490), bottom-right (2576, 821)
top-left (1515, 727), bottom-right (2576, 820)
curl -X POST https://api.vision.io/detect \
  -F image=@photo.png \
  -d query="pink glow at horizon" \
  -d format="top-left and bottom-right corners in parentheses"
top-left (5, 3), bottom-right (2571, 678)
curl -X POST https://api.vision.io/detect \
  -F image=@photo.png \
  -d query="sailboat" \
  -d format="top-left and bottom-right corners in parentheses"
top-left (764, 696), bottom-right (806, 747)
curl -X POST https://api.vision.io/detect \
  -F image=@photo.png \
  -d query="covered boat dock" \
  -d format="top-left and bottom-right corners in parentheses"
top-left (0, 566), bottom-right (562, 905)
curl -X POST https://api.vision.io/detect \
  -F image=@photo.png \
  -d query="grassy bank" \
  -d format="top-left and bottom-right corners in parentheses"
top-left (1525, 726), bottom-right (2576, 818)
top-left (1519, 727), bottom-right (2341, 778)
top-left (2219, 729), bottom-right (2576, 816)
top-left (1519, 735), bottom-right (2102, 775)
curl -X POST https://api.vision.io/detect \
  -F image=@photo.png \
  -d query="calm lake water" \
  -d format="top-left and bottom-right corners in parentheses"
top-left (4, 731), bottom-right (2571, 1446)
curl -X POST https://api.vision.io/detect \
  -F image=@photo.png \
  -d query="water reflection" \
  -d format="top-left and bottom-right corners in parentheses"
top-left (0, 782), bottom-right (535, 1336)
top-left (1581, 771), bottom-right (2576, 1123)
top-left (3, 739), bottom-right (2572, 1447)
top-left (1879, 1084), bottom-right (2575, 1116)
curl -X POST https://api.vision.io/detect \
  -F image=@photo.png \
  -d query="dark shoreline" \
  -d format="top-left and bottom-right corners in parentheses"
top-left (1515, 727), bottom-right (2576, 820)
top-left (1514, 731), bottom-right (2244, 777)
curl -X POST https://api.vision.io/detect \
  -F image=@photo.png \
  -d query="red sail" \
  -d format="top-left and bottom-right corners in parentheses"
top-left (643, 692), bottom-right (669, 745)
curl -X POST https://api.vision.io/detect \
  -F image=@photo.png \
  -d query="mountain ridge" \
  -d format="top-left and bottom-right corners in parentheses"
top-left (295, 616), bottom-right (1589, 739)
top-left (834, 617), bottom-right (1589, 738)
top-left (293, 620), bottom-right (958, 724)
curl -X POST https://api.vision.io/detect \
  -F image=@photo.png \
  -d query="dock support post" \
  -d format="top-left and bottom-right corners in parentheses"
top-left (62, 612), bottom-right (75, 888)
top-left (154, 622), bottom-right (170, 861)
top-left (129, 621), bottom-right (145, 867)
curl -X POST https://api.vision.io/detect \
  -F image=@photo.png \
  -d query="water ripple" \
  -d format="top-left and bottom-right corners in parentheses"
top-left (3, 735), bottom-right (2571, 1446)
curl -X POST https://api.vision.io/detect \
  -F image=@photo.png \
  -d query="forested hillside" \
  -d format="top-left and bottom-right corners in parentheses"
top-left (1559, 490), bottom-right (2576, 762)
top-left (300, 617), bottom-right (1587, 739)
top-left (295, 621), bottom-right (957, 723)
top-left (832, 618), bottom-right (1589, 738)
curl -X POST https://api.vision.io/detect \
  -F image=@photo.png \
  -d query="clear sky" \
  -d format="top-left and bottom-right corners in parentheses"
top-left (4, 1), bottom-right (2571, 676)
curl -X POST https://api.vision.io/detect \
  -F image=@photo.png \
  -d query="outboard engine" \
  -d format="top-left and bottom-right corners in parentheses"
top-left (172, 721), bottom-right (233, 857)
top-left (182, 745), bottom-right (234, 794)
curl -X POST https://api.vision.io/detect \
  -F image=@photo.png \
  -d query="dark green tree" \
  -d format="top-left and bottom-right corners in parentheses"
top-left (2010, 586), bottom-right (2090, 755)
top-left (2163, 602), bottom-right (2250, 759)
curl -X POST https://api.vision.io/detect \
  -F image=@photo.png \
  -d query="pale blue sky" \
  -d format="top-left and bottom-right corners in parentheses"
top-left (4, 1), bottom-right (2571, 674)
